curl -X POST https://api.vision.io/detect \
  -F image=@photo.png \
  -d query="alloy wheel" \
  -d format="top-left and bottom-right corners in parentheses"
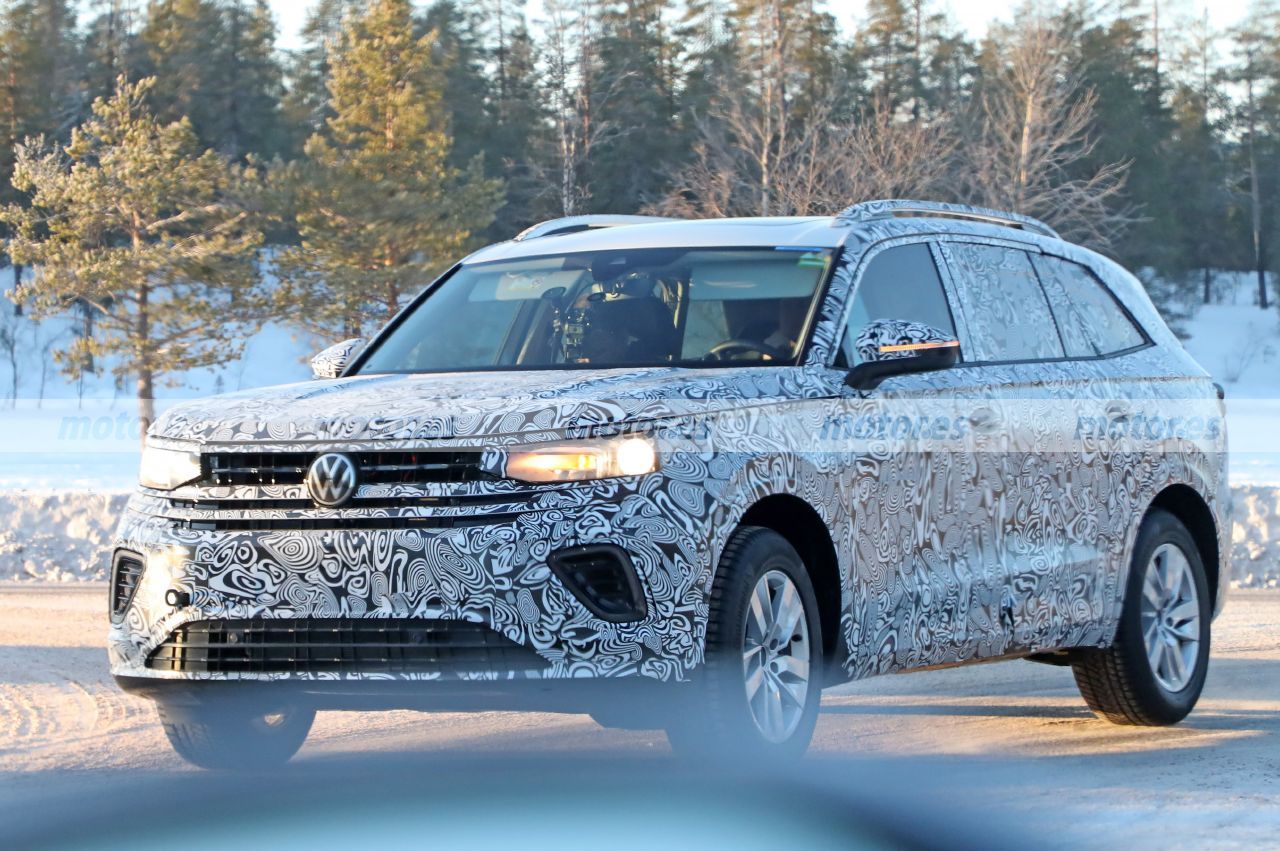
top-left (1139, 542), bottom-right (1201, 692)
top-left (741, 569), bottom-right (812, 743)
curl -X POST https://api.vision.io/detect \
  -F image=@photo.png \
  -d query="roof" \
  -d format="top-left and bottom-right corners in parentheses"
top-left (463, 217), bottom-right (845, 264)
top-left (462, 202), bottom-right (1065, 265)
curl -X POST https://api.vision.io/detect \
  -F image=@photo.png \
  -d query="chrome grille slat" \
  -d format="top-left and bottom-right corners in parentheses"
top-left (201, 450), bottom-right (490, 487)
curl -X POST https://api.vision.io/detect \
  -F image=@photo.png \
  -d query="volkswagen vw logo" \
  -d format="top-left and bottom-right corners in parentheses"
top-left (305, 453), bottom-right (358, 507)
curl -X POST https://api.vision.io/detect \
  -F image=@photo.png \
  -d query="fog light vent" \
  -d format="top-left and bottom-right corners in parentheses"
top-left (548, 545), bottom-right (647, 623)
top-left (110, 550), bottom-right (144, 622)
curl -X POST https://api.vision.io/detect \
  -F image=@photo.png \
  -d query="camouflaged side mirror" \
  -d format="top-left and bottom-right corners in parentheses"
top-left (310, 338), bottom-right (365, 380)
top-left (845, 319), bottom-right (960, 391)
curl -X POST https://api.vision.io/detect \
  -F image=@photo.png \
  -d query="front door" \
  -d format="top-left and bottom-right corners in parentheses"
top-left (827, 239), bottom-right (1008, 677)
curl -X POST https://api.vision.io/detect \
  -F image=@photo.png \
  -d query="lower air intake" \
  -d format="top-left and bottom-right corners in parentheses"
top-left (548, 544), bottom-right (647, 623)
top-left (110, 551), bottom-right (144, 622)
top-left (147, 618), bottom-right (547, 676)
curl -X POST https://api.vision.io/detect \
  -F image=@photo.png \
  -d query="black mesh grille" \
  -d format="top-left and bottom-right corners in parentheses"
top-left (548, 545), bottom-right (647, 623)
top-left (146, 618), bottom-right (548, 676)
top-left (110, 551), bottom-right (144, 622)
top-left (203, 450), bottom-right (490, 487)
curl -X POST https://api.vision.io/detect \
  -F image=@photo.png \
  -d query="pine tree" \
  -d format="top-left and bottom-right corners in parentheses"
top-left (138, 0), bottom-right (288, 160)
top-left (587, 0), bottom-right (681, 211)
top-left (81, 1), bottom-right (142, 106)
top-left (1229, 5), bottom-right (1280, 309)
top-left (0, 0), bottom-right (80, 299)
top-left (275, 0), bottom-right (503, 339)
top-left (472, 0), bottom-right (549, 236)
top-left (1166, 10), bottom-right (1233, 302)
top-left (280, 0), bottom-right (358, 154)
top-left (2, 77), bottom-right (265, 435)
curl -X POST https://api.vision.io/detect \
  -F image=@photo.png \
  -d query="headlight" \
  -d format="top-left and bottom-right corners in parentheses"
top-left (505, 435), bottom-right (659, 483)
top-left (138, 445), bottom-right (202, 490)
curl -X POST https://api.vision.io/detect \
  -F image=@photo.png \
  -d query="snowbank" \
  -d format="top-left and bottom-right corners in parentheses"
top-left (1230, 486), bottom-right (1280, 589)
top-left (3, 487), bottom-right (1277, 589)
top-left (0, 490), bottom-right (129, 582)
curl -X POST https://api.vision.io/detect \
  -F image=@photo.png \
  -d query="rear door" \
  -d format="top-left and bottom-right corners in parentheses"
top-left (933, 239), bottom-right (1102, 654)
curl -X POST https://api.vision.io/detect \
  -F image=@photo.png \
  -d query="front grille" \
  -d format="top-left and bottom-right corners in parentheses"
top-left (168, 493), bottom-right (520, 511)
top-left (147, 618), bottom-right (548, 676)
top-left (170, 512), bottom-right (522, 533)
top-left (203, 450), bottom-right (490, 487)
top-left (110, 550), bottom-right (144, 622)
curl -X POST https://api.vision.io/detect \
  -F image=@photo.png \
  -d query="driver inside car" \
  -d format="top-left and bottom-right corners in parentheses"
top-left (564, 275), bottom-right (678, 365)
top-left (724, 297), bottom-right (810, 360)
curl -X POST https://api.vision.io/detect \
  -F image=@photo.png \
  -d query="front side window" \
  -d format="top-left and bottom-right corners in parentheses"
top-left (1032, 255), bottom-right (1146, 357)
top-left (355, 247), bottom-right (832, 373)
top-left (835, 242), bottom-right (957, 367)
top-left (940, 242), bottom-right (1065, 362)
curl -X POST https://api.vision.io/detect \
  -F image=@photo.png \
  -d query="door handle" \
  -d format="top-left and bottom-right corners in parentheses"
top-left (968, 407), bottom-right (1002, 432)
top-left (1105, 401), bottom-right (1131, 420)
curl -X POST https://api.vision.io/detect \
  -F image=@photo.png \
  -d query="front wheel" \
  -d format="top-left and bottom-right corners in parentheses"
top-left (158, 699), bottom-right (315, 770)
top-left (665, 526), bottom-right (823, 759)
top-left (1071, 509), bottom-right (1211, 725)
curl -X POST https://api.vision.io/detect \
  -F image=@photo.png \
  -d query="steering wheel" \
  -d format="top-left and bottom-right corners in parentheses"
top-left (705, 338), bottom-right (790, 362)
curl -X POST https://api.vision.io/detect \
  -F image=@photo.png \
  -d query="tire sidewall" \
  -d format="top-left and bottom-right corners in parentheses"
top-left (697, 526), bottom-right (824, 758)
top-left (1117, 510), bottom-right (1212, 722)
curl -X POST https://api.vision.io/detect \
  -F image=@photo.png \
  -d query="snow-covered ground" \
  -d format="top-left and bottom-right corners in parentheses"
top-left (3, 585), bottom-right (1277, 847)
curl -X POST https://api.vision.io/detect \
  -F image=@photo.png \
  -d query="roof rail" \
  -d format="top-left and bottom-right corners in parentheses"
top-left (835, 199), bottom-right (1060, 239)
top-left (513, 214), bottom-right (680, 242)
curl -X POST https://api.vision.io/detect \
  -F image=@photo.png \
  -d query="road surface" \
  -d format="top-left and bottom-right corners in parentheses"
top-left (1, 585), bottom-right (1277, 848)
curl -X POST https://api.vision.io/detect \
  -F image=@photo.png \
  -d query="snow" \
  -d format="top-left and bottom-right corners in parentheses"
top-left (2, 584), bottom-right (1277, 846)
top-left (1177, 270), bottom-right (1280, 485)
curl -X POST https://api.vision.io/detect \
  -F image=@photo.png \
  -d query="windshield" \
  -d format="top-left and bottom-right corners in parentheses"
top-left (355, 247), bottom-right (833, 373)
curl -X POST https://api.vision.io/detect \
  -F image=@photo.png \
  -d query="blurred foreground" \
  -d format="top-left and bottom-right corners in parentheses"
top-left (1, 586), bottom-right (1277, 849)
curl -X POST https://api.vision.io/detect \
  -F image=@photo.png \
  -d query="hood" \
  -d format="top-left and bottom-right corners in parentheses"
top-left (150, 367), bottom-right (830, 445)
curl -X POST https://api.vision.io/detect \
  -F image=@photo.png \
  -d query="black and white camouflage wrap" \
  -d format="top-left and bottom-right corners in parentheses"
top-left (109, 215), bottom-right (1230, 689)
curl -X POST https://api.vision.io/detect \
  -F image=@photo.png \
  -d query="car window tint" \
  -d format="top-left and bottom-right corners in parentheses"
top-left (941, 242), bottom-right (1065, 362)
top-left (1032, 255), bottom-right (1145, 357)
top-left (835, 243), bottom-right (957, 367)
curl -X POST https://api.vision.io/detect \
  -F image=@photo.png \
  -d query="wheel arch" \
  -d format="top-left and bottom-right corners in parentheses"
top-left (1147, 484), bottom-right (1221, 612)
top-left (738, 494), bottom-right (846, 684)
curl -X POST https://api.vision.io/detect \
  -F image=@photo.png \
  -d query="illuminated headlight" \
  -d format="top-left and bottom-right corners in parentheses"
top-left (505, 435), bottom-right (659, 483)
top-left (138, 445), bottom-right (202, 490)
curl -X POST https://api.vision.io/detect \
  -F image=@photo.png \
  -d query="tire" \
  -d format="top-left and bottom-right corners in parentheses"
top-left (665, 526), bottom-right (823, 759)
top-left (1071, 509), bottom-right (1211, 725)
top-left (158, 699), bottom-right (315, 770)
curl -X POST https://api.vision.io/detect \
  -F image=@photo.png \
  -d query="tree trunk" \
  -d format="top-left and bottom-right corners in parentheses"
top-left (11, 264), bottom-right (21, 316)
top-left (136, 275), bottom-right (152, 446)
top-left (1245, 72), bottom-right (1267, 310)
top-left (137, 366), bottom-right (154, 447)
top-left (1203, 267), bottom-right (1211, 304)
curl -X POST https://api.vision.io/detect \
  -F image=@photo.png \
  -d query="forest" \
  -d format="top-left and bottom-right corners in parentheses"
top-left (0, 0), bottom-right (1277, 422)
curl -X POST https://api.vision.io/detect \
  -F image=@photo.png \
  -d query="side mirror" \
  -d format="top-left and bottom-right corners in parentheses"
top-left (845, 319), bottom-right (960, 392)
top-left (310, 338), bottom-right (365, 380)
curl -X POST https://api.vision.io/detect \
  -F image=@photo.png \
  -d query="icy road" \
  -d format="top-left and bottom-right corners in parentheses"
top-left (1, 586), bottom-right (1277, 849)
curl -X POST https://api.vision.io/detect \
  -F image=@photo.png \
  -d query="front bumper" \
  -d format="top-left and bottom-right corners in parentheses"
top-left (108, 481), bottom-right (709, 686)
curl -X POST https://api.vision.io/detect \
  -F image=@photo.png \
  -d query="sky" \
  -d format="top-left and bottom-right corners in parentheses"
top-left (266, 0), bottom-right (1256, 52)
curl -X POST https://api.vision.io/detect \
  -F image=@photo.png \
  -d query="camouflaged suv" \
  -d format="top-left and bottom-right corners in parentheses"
top-left (110, 200), bottom-right (1229, 767)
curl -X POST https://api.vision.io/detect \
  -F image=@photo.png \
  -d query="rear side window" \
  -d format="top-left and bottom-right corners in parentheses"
top-left (940, 242), bottom-right (1064, 362)
top-left (1032, 255), bottom-right (1146, 357)
top-left (835, 243), bottom-right (957, 367)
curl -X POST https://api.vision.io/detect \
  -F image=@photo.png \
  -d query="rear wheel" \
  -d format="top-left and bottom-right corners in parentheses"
top-left (1071, 509), bottom-right (1211, 725)
top-left (158, 699), bottom-right (314, 770)
top-left (665, 526), bottom-right (822, 759)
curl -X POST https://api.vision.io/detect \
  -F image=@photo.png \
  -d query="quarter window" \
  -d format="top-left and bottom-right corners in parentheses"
top-left (835, 243), bottom-right (957, 367)
top-left (941, 242), bottom-right (1065, 362)
top-left (1032, 255), bottom-right (1145, 357)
